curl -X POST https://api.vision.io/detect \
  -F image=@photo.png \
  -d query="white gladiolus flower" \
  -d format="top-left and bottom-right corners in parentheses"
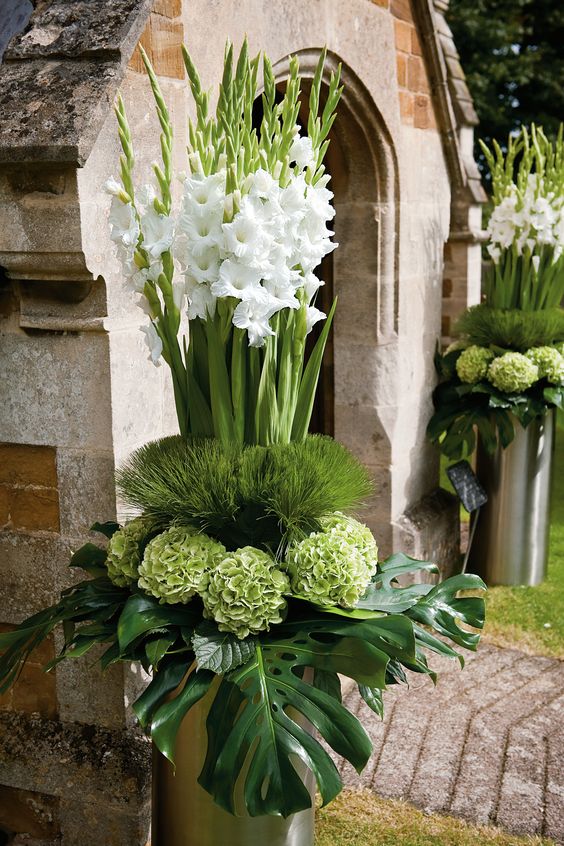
top-left (137, 183), bottom-right (157, 210)
top-left (232, 294), bottom-right (278, 347)
top-left (182, 172), bottom-right (225, 216)
top-left (532, 255), bottom-right (541, 274)
top-left (141, 208), bottom-right (174, 258)
top-left (290, 135), bottom-right (316, 170)
top-left (212, 259), bottom-right (263, 300)
top-left (303, 271), bottom-right (324, 302)
top-left (105, 176), bottom-right (125, 197)
top-left (182, 212), bottom-right (223, 254)
top-left (306, 305), bottom-right (326, 333)
top-left (262, 277), bottom-right (300, 310)
top-left (487, 244), bottom-right (501, 264)
top-left (109, 198), bottom-right (139, 248)
top-left (248, 168), bottom-right (280, 202)
top-left (223, 205), bottom-right (270, 261)
top-left (140, 322), bottom-right (163, 366)
top-left (186, 278), bottom-right (217, 320)
top-left (185, 247), bottom-right (221, 284)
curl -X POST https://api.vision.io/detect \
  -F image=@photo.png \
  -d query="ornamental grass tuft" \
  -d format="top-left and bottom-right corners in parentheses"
top-left (455, 305), bottom-right (564, 351)
top-left (117, 434), bottom-right (373, 553)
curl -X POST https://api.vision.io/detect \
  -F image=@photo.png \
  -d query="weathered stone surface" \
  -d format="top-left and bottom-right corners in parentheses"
top-left (335, 645), bottom-right (564, 843)
top-left (0, 711), bottom-right (151, 846)
top-left (0, 59), bottom-right (120, 164)
top-left (5, 0), bottom-right (152, 60)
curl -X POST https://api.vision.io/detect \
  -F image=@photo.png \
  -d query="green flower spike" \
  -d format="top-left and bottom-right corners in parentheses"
top-left (201, 547), bottom-right (290, 639)
top-left (487, 351), bottom-right (539, 393)
top-left (286, 514), bottom-right (378, 608)
top-left (525, 346), bottom-right (564, 386)
top-left (106, 517), bottom-right (153, 587)
top-left (455, 345), bottom-right (495, 384)
top-left (138, 527), bottom-right (225, 604)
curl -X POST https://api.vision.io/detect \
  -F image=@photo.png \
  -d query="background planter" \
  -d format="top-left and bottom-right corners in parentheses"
top-left (468, 410), bottom-right (555, 585)
top-left (152, 680), bottom-right (316, 846)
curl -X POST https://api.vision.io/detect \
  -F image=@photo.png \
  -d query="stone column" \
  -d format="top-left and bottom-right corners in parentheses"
top-left (0, 3), bottom-right (186, 843)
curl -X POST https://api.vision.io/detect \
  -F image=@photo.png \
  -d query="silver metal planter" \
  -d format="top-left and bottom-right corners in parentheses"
top-left (468, 410), bottom-right (555, 586)
top-left (152, 681), bottom-right (315, 846)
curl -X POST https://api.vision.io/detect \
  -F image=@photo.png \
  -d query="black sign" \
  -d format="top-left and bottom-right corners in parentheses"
top-left (446, 460), bottom-right (488, 513)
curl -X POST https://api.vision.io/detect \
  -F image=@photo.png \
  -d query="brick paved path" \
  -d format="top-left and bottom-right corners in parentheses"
top-left (337, 644), bottom-right (564, 843)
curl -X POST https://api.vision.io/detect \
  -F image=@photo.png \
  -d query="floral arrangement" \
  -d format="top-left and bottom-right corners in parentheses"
top-left (429, 125), bottom-right (564, 458)
top-left (0, 42), bottom-right (485, 819)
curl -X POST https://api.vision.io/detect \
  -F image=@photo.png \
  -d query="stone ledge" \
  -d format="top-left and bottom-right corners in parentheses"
top-left (4, 0), bottom-right (153, 61)
top-left (0, 0), bottom-right (153, 165)
top-left (0, 712), bottom-right (151, 846)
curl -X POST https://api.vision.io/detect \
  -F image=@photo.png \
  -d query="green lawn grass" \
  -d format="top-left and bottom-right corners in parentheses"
top-left (315, 790), bottom-right (554, 846)
top-left (441, 416), bottom-right (564, 659)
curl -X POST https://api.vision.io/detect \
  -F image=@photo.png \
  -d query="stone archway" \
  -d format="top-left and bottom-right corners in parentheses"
top-left (272, 50), bottom-right (400, 541)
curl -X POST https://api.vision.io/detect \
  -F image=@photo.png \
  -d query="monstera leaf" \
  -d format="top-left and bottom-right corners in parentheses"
top-left (197, 632), bottom-right (377, 817)
top-left (356, 553), bottom-right (437, 613)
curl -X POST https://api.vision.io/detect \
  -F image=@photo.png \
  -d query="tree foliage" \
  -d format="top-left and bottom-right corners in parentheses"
top-left (448, 0), bottom-right (564, 172)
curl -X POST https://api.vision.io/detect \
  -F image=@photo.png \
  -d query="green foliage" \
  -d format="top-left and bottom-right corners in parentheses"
top-left (0, 548), bottom-right (486, 818)
top-left (428, 347), bottom-right (564, 459)
top-left (448, 0), bottom-right (564, 174)
top-left (192, 621), bottom-right (257, 673)
top-left (117, 434), bottom-right (373, 552)
top-left (455, 305), bottom-right (564, 351)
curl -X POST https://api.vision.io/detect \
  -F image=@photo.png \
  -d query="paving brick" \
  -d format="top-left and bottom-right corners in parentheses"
top-left (338, 646), bottom-right (564, 842)
top-left (450, 662), bottom-right (563, 824)
top-left (544, 701), bottom-right (564, 843)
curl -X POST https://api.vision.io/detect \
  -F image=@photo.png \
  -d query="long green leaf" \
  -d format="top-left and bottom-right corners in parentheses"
top-left (292, 298), bottom-right (337, 441)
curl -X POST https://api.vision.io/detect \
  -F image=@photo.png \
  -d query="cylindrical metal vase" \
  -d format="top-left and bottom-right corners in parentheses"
top-left (152, 682), bottom-right (315, 846)
top-left (468, 410), bottom-right (555, 586)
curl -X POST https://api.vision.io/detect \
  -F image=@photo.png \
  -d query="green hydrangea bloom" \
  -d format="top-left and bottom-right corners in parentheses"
top-left (138, 527), bottom-right (225, 605)
top-left (201, 547), bottom-right (289, 639)
top-left (487, 352), bottom-right (539, 393)
top-left (106, 517), bottom-right (152, 587)
top-left (525, 346), bottom-right (564, 385)
top-left (285, 515), bottom-right (378, 608)
top-left (455, 345), bottom-right (495, 384)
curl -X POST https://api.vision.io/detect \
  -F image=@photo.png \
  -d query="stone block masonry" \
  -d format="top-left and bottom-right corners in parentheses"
top-left (0, 444), bottom-right (60, 533)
